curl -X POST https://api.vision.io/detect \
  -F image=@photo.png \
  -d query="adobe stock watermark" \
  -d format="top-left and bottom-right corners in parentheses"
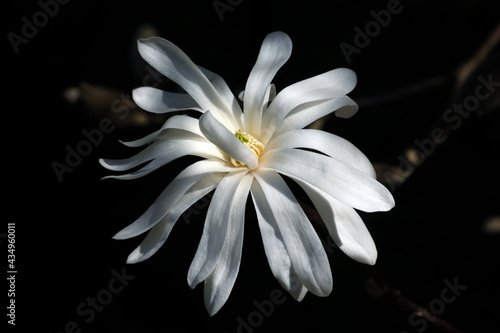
top-left (51, 99), bottom-right (131, 183)
top-left (227, 235), bottom-right (338, 333)
top-left (51, 64), bottom-right (165, 183)
top-left (178, 184), bottom-right (342, 333)
top-left (49, 267), bottom-right (135, 333)
top-left (212, 0), bottom-right (244, 21)
top-left (339, 0), bottom-right (412, 64)
top-left (384, 73), bottom-right (500, 191)
top-left (401, 277), bottom-right (467, 333)
top-left (7, 0), bottom-right (71, 54)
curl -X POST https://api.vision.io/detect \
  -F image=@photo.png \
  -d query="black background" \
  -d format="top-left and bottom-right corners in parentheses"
top-left (6, 0), bottom-right (500, 332)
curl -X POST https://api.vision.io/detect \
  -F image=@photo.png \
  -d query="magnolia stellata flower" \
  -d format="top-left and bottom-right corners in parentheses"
top-left (100, 31), bottom-right (395, 316)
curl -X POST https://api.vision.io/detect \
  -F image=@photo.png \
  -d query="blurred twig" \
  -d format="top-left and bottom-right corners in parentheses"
top-left (369, 23), bottom-right (499, 331)
top-left (307, 75), bottom-right (449, 131)
top-left (377, 21), bottom-right (500, 192)
top-left (300, 195), bottom-right (465, 333)
top-left (455, 23), bottom-right (500, 91)
top-left (304, 22), bottom-right (500, 333)
top-left (365, 267), bottom-right (464, 333)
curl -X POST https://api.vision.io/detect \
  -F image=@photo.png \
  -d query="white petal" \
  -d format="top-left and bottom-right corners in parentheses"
top-left (203, 173), bottom-right (253, 316)
top-left (120, 115), bottom-right (203, 148)
top-left (294, 179), bottom-right (377, 265)
top-left (137, 37), bottom-right (236, 129)
top-left (112, 160), bottom-right (236, 240)
top-left (334, 103), bottom-right (358, 118)
top-left (132, 87), bottom-right (202, 114)
top-left (243, 32), bottom-right (292, 136)
top-left (188, 171), bottom-right (249, 288)
top-left (261, 68), bottom-right (357, 145)
top-left (100, 133), bottom-right (218, 174)
top-left (250, 180), bottom-right (308, 301)
top-left (101, 147), bottom-right (225, 181)
top-left (272, 96), bottom-right (358, 138)
top-left (266, 129), bottom-right (375, 178)
top-left (260, 149), bottom-right (395, 212)
top-left (266, 83), bottom-right (277, 103)
top-left (198, 66), bottom-right (243, 129)
top-left (101, 130), bottom-right (203, 171)
top-left (238, 84), bottom-right (276, 106)
top-left (199, 111), bottom-right (258, 170)
top-left (252, 170), bottom-right (333, 297)
top-left (126, 173), bottom-right (225, 264)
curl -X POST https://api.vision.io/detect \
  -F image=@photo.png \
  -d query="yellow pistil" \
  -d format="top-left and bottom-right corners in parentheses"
top-left (231, 129), bottom-right (264, 167)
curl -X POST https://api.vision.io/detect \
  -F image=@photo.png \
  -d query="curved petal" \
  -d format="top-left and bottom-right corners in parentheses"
top-left (250, 180), bottom-right (308, 301)
top-left (137, 37), bottom-right (237, 129)
top-left (99, 132), bottom-right (213, 173)
top-left (198, 66), bottom-right (243, 129)
top-left (293, 179), bottom-right (377, 265)
top-left (188, 171), bottom-right (249, 288)
top-left (199, 111), bottom-right (258, 170)
top-left (261, 68), bottom-right (357, 145)
top-left (334, 102), bottom-right (358, 118)
top-left (272, 96), bottom-right (358, 139)
top-left (120, 115), bottom-right (203, 148)
top-left (111, 160), bottom-right (237, 240)
top-left (132, 87), bottom-right (202, 114)
top-left (101, 146), bottom-right (226, 181)
top-left (252, 170), bottom-right (333, 297)
top-left (259, 149), bottom-right (395, 212)
top-left (266, 129), bottom-right (376, 178)
top-left (203, 173), bottom-right (253, 316)
top-left (126, 173), bottom-right (226, 264)
top-left (243, 32), bottom-right (292, 136)
top-left (238, 84), bottom-right (276, 107)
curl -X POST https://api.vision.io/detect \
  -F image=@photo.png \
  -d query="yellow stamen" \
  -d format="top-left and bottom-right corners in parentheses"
top-left (231, 129), bottom-right (264, 167)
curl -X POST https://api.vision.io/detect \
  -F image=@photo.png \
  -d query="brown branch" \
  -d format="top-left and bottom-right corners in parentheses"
top-left (455, 22), bottom-right (500, 91)
top-left (303, 25), bottom-right (500, 332)
top-left (365, 267), bottom-right (464, 333)
top-left (377, 22), bottom-right (500, 192)
top-left (302, 23), bottom-right (500, 333)
top-left (299, 197), bottom-right (465, 333)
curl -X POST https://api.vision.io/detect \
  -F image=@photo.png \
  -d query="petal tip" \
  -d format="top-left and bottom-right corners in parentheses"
top-left (126, 252), bottom-right (141, 264)
top-left (112, 230), bottom-right (130, 240)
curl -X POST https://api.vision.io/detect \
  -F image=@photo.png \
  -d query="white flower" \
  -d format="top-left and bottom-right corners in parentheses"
top-left (100, 31), bottom-right (395, 316)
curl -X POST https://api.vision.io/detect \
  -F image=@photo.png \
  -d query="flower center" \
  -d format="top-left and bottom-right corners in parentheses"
top-left (231, 129), bottom-right (264, 167)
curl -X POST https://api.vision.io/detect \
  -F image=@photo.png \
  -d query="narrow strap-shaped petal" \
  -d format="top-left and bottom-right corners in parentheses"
top-left (126, 173), bottom-right (226, 264)
top-left (293, 179), bottom-right (377, 265)
top-left (132, 87), bottom-right (202, 114)
top-left (101, 146), bottom-right (225, 181)
top-left (100, 132), bottom-right (212, 172)
top-left (272, 96), bottom-right (358, 139)
top-left (250, 180), bottom-right (308, 301)
top-left (266, 129), bottom-right (376, 178)
top-left (243, 32), bottom-right (292, 136)
top-left (120, 115), bottom-right (203, 148)
top-left (261, 68), bottom-right (357, 145)
top-left (203, 173), bottom-right (253, 316)
top-left (260, 148), bottom-right (395, 212)
top-left (252, 169), bottom-right (333, 297)
top-left (238, 84), bottom-right (276, 107)
top-left (199, 111), bottom-right (258, 170)
top-left (198, 66), bottom-right (243, 129)
top-left (188, 171), bottom-right (249, 288)
top-left (137, 37), bottom-right (237, 130)
top-left (112, 160), bottom-right (236, 240)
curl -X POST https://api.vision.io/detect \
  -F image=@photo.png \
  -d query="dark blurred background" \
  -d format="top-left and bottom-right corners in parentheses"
top-left (6, 0), bottom-right (500, 332)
